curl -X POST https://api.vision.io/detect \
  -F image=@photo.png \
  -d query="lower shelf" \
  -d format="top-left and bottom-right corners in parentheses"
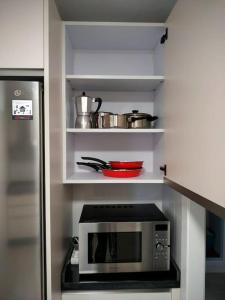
top-left (61, 241), bottom-right (180, 291)
top-left (64, 172), bottom-right (164, 184)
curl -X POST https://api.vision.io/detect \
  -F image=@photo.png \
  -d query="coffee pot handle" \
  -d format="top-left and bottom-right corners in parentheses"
top-left (93, 98), bottom-right (102, 113)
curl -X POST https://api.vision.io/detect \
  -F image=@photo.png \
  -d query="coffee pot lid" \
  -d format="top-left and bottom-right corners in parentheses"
top-left (77, 91), bottom-right (90, 99)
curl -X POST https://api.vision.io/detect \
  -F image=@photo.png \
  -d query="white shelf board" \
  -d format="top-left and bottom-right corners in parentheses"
top-left (66, 128), bottom-right (165, 133)
top-left (66, 75), bottom-right (164, 91)
top-left (64, 21), bottom-right (166, 27)
top-left (65, 22), bottom-right (165, 51)
top-left (64, 172), bottom-right (164, 184)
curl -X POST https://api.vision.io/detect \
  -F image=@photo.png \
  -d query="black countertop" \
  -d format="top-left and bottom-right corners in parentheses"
top-left (61, 241), bottom-right (180, 291)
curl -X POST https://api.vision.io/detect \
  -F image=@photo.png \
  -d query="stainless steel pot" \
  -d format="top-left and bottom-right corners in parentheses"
top-left (92, 112), bottom-right (127, 128)
top-left (124, 110), bottom-right (158, 129)
top-left (91, 112), bottom-right (113, 128)
top-left (109, 114), bottom-right (127, 128)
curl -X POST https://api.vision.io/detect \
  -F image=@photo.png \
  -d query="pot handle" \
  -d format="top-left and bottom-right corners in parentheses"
top-left (77, 162), bottom-right (102, 172)
top-left (93, 98), bottom-right (102, 113)
top-left (130, 115), bottom-right (158, 123)
top-left (81, 156), bottom-right (108, 166)
top-left (150, 116), bottom-right (158, 122)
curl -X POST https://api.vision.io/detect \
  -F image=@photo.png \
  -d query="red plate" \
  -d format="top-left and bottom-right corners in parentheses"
top-left (109, 161), bottom-right (143, 169)
top-left (102, 169), bottom-right (142, 178)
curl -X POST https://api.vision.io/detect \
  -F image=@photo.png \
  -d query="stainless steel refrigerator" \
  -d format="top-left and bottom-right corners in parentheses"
top-left (0, 79), bottom-right (45, 300)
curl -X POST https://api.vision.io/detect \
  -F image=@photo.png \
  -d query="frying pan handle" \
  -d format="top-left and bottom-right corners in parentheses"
top-left (77, 162), bottom-right (101, 172)
top-left (81, 156), bottom-right (108, 166)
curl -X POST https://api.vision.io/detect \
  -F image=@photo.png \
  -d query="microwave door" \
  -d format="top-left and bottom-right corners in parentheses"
top-left (109, 233), bottom-right (117, 260)
top-left (89, 233), bottom-right (119, 263)
top-left (89, 233), bottom-right (108, 263)
top-left (89, 233), bottom-right (97, 263)
top-left (95, 234), bottom-right (107, 263)
top-left (79, 222), bottom-right (155, 274)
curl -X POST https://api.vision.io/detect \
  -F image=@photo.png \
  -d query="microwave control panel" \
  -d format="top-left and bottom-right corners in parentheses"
top-left (152, 223), bottom-right (170, 271)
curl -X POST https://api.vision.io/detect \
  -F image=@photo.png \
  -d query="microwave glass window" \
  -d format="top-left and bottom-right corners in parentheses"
top-left (88, 232), bottom-right (142, 264)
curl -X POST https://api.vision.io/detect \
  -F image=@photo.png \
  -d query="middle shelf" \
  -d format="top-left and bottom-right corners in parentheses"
top-left (64, 172), bottom-right (164, 184)
top-left (66, 128), bottom-right (165, 133)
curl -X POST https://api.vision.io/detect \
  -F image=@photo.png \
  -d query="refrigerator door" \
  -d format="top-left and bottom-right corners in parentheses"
top-left (0, 80), bottom-right (44, 300)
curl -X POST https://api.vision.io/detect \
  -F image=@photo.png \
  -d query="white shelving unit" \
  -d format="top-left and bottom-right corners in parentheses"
top-left (63, 22), bottom-right (165, 184)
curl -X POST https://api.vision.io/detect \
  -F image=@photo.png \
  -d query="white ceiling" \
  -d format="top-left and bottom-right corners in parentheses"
top-left (55, 0), bottom-right (177, 22)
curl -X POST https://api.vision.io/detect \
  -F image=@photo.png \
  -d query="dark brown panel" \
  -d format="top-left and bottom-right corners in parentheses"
top-left (165, 177), bottom-right (225, 219)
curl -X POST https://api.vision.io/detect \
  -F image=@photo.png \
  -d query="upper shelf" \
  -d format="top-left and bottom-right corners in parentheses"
top-left (66, 75), bottom-right (164, 91)
top-left (65, 22), bottom-right (166, 51)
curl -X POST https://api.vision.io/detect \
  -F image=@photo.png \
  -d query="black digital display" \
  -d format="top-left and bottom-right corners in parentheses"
top-left (155, 224), bottom-right (168, 231)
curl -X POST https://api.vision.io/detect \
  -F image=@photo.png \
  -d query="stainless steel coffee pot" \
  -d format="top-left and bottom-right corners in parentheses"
top-left (75, 92), bottom-right (102, 128)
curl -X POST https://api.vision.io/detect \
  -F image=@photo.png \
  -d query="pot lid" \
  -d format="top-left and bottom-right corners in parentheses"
top-left (124, 110), bottom-right (151, 117)
top-left (97, 111), bottom-right (114, 116)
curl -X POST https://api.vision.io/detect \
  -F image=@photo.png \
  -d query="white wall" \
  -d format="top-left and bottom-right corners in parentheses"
top-left (0, 0), bottom-right (44, 68)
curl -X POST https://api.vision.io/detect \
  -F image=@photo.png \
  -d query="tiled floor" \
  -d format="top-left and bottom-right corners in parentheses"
top-left (205, 273), bottom-right (225, 300)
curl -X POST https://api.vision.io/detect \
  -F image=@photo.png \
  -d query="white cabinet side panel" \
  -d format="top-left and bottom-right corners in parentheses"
top-left (65, 32), bottom-right (74, 74)
top-left (180, 197), bottom-right (205, 300)
top-left (164, 0), bottom-right (225, 207)
top-left (154, 84), bottom-right (165, 175)
top-left (163, 188), bottom-right (205, 300)
top-left (44, 0), bottom-right (72, 300)
top-left (0, 0), bottom-right (44, 68)
top-left (153, 41), bottom-right (164, 76)
top-left (171, 289), bottom-right (180, 300)
top-left (162, 186), bottom-right (182, 269)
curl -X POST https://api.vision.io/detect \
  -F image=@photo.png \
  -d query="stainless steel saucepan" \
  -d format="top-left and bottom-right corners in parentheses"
top-left (92, 112), bottom-right (127, 128)
top-left (91, 110), bottom-right (158, 129)
top-left (124, 110), bottom-right (158, 128)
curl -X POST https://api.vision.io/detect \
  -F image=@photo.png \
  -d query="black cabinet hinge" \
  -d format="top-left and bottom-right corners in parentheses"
top-left (160, 28), bottom-right (168, 44)
top-left (160, 164), bottom-right (167, 176)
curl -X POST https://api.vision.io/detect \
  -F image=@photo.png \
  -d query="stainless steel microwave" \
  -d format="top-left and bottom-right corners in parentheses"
top-left (79, 204), bottom-right (170, 274)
